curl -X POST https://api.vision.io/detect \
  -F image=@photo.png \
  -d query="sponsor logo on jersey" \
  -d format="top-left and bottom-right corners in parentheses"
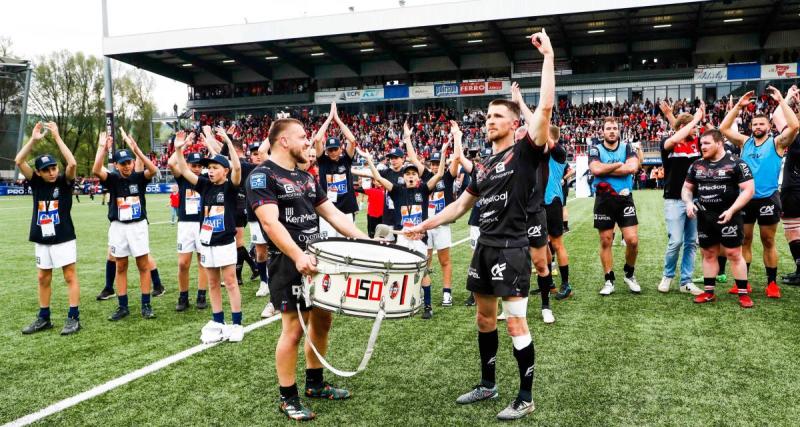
top-left (129, 184), bottom-right (139, 194)
top-left (479, 192), bottom-right (508, 206)
top-left (528, 225), bottom-right (542, 237)
top-left (249, 173), bottom-right (266, 189)
top-left (759, 204), bottom-right (775, 216)
top-left (623, 206), bottom-right (636, 217)
top-left (721, 225), bottom-right (738, 237)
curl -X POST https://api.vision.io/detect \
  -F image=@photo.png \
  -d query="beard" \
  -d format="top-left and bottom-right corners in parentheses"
top-left (752, 129), bottom-right (767, 138)
top-left (290, 145), bottom-right (308, 164)
top-left (488, 127), bottom-right (510, 142)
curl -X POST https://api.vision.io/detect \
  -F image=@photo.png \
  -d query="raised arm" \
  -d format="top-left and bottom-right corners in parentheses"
top-left (313, 103), bottom-right (336, 157)
top-left (357, 147), bottom-right (392, 191)
top-left (403, 121), bottom-right (426, 173)
top-left (449, 121), bottom-right (462, 177)
top-left (92, 131), bottom-right (112, 181)
top-left (663, 102), bottom-right (704, 151)
top-left (46, 122), bottom-right (77, 180)
top-left (216, 126), bottom-right (241, 186)
top-left (14, 122), bottom-right (44, 181)
top-left (173, 131), bottom-right (199, 186)
top-left (767, 85), bottom-right (800, 152)
top-left (426, 142), bottom-right (449, 191)
top-left (120, 128), bottom-right (158, 180)
top-left (719, 91), bottom-right (753, 148)
top-left (524, 29), bottom-right (554, 146)
top-left (332, 104), bottom-right (357, 159)
top-left (659, 100), bottom-right (677, 129)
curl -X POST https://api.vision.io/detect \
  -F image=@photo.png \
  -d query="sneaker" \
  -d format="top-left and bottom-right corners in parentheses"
top-left (693, 292), bottom-right (717, 303)
top-left (200, 320), bottom-right (226, 344)
top-left (657, 277), bottom-right (672, 293)
top-left (728, 283), bottom-right (752, 295)
top-left (465, 293), bottom-right (476, 306)
top-left (96, 288), bottom-right (115, 301)
top-left (176, 299), bottom-right (190, 312)
top-left (22, 317), bottom-right (52, 334)
top-left (152, 284), bottom-right (166, 297)
top-left (599, 280), bottom-right (615, 296)
top-left (442, 292), bottom-right (453, 307)
top-left (541, 308), bottom-right (555, 324)
top-left (60, 318), bottom-right (81, 335)
top-left (421, 305), bottom-right (433, 319)
top-left (456, 384), bottom-right (498, 404)
top-left (624, 276), bottom-right (641, 293)
top-left (305, 382), bottom-right (351, 400)
top-left (108, 306), bottom-right (130, 321)
top-left (497, 311), bottom-right (507, 321)
top-left (497, 398), bottom-right (536, 420)
top-left (279, 397), bottom-right (315, 421)
top-left (739, 294), bottom-right (754, 308)
top-left (766, 281), bottom-right (781, 298)
top-left (555, 283), bottom-right (573, 300)
top-left (256, 281), bottom-right (270, 297)
top-left (227, 324), bottom-right (244, 342)
top-left (679, 283), bottom-right (703, 296)
top-left (196, 295), bottom-right (208, 310)
top-left (716, 274), bottom-right (728, 284)
top-left (781, 272), bottom-right (800, 285)
top-left (261, 302), bottom-right (277, 318)
top-left (141, 304), bottom-right (156, 319)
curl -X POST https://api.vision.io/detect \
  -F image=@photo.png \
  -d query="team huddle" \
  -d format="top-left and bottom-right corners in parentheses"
top-left (15, 27), bottom-right (800, 422)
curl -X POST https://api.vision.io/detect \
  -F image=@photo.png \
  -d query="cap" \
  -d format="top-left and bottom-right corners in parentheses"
top-left (387, 148), bottom-right (405, 158)
top-left (187, 152), bottom-right (203, 164)
top-left (430, 152), bottom-right (442, 162)
top-left (34, 154), bottom-right (57, 171)
top-left (200, 154), bottom-right (231, 169)
top-left (401, 163), bottom-right (419, 174)
top-left (325, 137), bottom-right (341, 150)
top-left (480, 147), bottom-right (492, 158)
top-left (113, 149), bottom-right (135, 164)
top-left (249, 142), bottom-right (261, 152)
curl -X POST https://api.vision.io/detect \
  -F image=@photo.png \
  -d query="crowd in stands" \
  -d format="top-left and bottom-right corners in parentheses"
top-left (148, 94), bottom-right (777, 170)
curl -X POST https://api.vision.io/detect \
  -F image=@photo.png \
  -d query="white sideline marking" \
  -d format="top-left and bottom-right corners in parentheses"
top-left (7, 197), bottom-right (585, 425)
top-left (4, 315), bottom-right (282, 427)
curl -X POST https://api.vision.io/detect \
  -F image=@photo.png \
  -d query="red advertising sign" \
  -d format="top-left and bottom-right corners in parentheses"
top-left (487, 81), bottom-right (503, 91)
top-left (460, 82), bottom-right (486, 95)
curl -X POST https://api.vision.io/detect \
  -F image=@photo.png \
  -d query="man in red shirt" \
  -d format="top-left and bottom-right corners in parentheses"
top-left (356, 178), bottom-right (385, 238)
top-left (169, 185), bottom-right (180, 225)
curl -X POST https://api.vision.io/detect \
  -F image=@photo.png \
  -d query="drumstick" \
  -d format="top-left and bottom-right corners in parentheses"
top-left (374, 224), bottom-right (404, 239)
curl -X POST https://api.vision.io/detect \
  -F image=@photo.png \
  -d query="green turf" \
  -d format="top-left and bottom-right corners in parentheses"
top-left (1, 190), bottom-right (799, 426)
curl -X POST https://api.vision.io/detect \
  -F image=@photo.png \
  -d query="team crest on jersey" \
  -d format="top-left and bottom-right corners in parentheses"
top-left (129, 184), bottom-right (138, 194)
top-left (249, 173), bottom-right (266, 189)
top-left (414, 193), bottom-right (423, 203)
top-left (53, 188), bottom-right (59, 199)
top-left (337, 166), bottom-right (346, 173)
top-left (495, 162), bottom-right (505, 173)
top-left (284, 184), bottom-right (296, 194)
top-left (718, 170), bottom-right (727, 177)
top-left (216, 193), bottom-right (225, 203)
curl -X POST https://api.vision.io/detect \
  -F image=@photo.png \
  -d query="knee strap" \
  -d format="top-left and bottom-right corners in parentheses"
top-left (501, 297), bottom-right (528, 318)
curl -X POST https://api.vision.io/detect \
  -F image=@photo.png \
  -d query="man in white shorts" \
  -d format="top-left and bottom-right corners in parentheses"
top-left (425, 141), bottom-right (459, 306)
top-left (16, 122), bottom-right (82, 335)
top-left (168, 148), bottom-right (209, 311)
top-left (93, 129), bottom-right (158, 321)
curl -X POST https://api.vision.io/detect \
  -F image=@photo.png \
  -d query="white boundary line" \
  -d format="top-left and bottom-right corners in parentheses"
top-left (4, 315), bottom-right (282, 427)
top-left (6, 197), bottom-right (588, 426)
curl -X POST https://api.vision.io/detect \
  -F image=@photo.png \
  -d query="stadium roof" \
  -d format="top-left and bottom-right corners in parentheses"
top-left (103, 0), bottom-right (800, 85)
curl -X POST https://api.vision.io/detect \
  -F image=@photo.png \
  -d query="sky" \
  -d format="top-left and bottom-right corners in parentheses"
top-left (3, 0), bottom-right (463, 115)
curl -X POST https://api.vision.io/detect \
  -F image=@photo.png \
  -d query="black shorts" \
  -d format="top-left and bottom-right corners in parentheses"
top-left (562, 182), bottom-right (570, 201)
top-left (697, 210), bottom-right (745, 249)
top-left (466, 244), bottom-right (531, 297)
top-left (742, 191), bottom-right (781, 225)
top-left (268, 252), bottom-right (312, 313)
top-left (235, 208), bottom-right (248, 228)
top-left (780, 190), bottom-right (800, 218)
top-left (593, 194), bottom-right (638, 230)
top-left (527, 209), bottom-right (548, 248)
top-left (544, 199), bottom-right (564, 238)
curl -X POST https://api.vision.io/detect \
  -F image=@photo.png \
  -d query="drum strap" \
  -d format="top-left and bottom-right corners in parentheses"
top-left (296, 299), bottom-right (386, 378)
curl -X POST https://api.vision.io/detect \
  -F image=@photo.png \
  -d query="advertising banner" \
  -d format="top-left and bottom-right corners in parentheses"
top-left (434, 83), bottom-right (460, 97)
top-left (384, 84), bottom-right (409, 99)
top-left (459, 81), bottom-right (485, 95)
top-left (410, 85), bottom-right (435, 99)
top-left (693, 66), bottom-right (727, 83)
top-left (761, 63), bottom-right (798, 79)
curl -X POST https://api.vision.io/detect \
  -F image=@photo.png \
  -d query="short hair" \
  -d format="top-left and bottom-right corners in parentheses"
top-left (603, 117), bottom-right (618, 127)
top-left (673, 113), bottom-right (694, 131)
top-left (549, 125), bottom-right (560, 141)
top-left (701, 129), bottom-right (724, 143)
top-left (752, 113), bottom-right (769, 122)
top-left (268, 118), bottom-right (304, 144)
top-left (488, 99), bottom-right (521, 119)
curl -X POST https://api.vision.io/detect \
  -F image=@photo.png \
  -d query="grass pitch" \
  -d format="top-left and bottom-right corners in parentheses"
top-left (1, 190), bottom-right (799, 426)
